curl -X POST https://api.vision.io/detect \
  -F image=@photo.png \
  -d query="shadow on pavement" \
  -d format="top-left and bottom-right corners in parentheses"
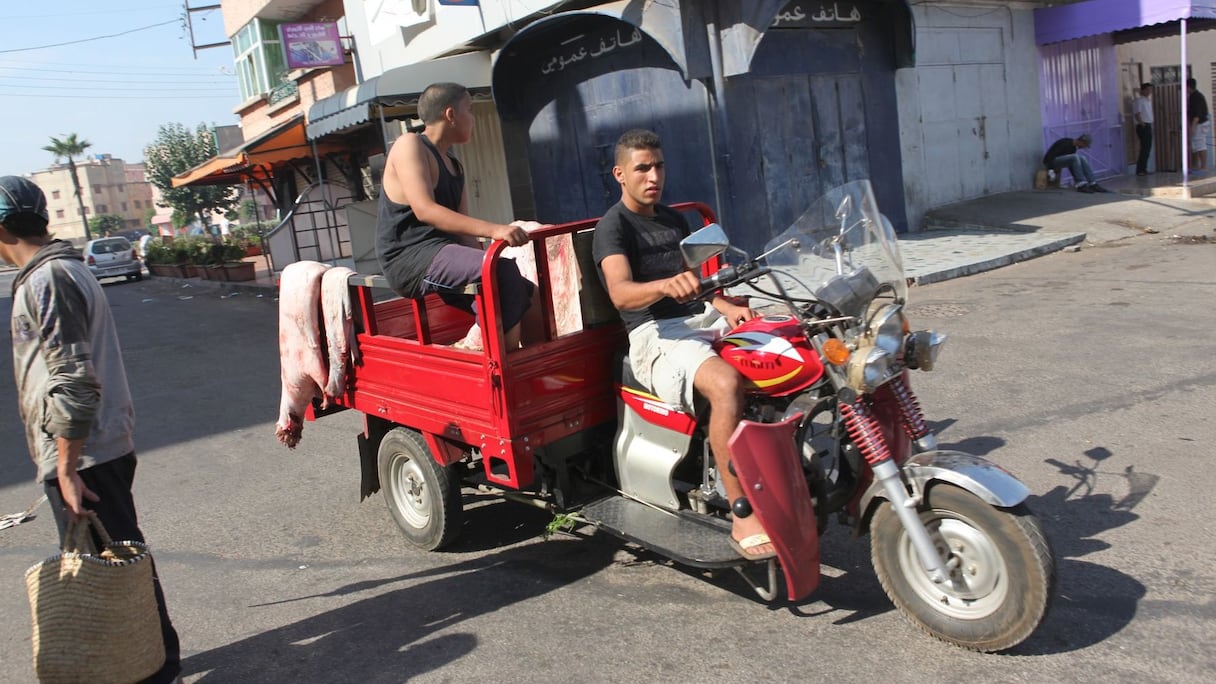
top-left (1007, 447), bottom-right (1155, 655)
top-left (182, 538), bottom-right (617, 682)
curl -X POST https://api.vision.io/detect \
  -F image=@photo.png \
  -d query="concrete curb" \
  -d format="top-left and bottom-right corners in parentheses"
top-left (143, 273), bottom-right (277, 297)
top-left (909, 232), bottom-right (1086, 285)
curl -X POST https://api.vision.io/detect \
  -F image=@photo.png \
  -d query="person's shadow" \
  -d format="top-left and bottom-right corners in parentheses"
top-left (182, 535), bottom-right (618, 682)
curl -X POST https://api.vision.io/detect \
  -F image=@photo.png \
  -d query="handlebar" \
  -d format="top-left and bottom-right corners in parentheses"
top-left (698, 262), bottom-right (770, 297)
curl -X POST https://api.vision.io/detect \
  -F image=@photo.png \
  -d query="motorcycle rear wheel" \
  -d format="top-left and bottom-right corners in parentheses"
top-left (871, 484), bottom-right (1054, 652)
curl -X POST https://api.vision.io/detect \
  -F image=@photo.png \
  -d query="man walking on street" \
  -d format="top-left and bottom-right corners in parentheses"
top-left (0, 176), bottom-right (182, 683)
top-left (1133, 83), bottom-right (1154, 176)
top-left (1187, 78), bottom-right (1210, 173)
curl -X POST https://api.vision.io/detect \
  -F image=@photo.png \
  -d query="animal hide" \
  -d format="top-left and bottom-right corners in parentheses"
top-left (321, 266), bottom-right (359, 398)
top-left (275, 261), bottom-right (330, 448)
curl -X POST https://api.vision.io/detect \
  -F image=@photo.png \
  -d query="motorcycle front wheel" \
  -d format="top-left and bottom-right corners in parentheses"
top-left (870, 484), bottom-right (1054, 652)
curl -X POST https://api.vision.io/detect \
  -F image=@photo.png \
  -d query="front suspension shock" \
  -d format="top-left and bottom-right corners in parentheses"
top-left (886, 376), bottom-right (938, 452)
top-left (839, 399), bottom-right (891, 466)
top-left (841, 397), bottom-right (948, 583)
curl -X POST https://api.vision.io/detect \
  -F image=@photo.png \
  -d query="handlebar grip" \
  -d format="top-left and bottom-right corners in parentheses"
top-left (699, 266), bottom-right (737, 294)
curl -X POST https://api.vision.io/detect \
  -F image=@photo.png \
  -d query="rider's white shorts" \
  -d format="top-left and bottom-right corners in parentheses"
top-left (628, 304), bottom-right (728, 411)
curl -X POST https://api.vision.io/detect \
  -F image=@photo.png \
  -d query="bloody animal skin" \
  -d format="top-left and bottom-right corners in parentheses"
top-left (321, 266), bottom-right (359, 398)
top-left (276, 261), bottom-right (331, 448)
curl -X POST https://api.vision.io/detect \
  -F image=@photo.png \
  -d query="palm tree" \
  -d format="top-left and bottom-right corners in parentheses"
top-left (42, 133), bottom-right (93, 240)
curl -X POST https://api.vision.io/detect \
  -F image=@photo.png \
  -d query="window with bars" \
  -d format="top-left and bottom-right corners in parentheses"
top-left (1151, 65), bottom-right (1191, 85)
top-left (233, 18), bottom-right (287, 102)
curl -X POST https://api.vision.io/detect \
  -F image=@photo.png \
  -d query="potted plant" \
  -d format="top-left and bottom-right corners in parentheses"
top-left (199, 240), bottom-right (229, 281)
top-left (219, 240), bottom-right (256, 282)
top-left (230, 226), bottom-right (263, 257)
top-left (170, 237), bottom-right (203, 278)
top-left (142, 241), bottom-right (177, 277)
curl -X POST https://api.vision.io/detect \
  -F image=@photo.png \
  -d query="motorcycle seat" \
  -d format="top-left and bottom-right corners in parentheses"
top-left (614, 350), bottom-right (649, 393)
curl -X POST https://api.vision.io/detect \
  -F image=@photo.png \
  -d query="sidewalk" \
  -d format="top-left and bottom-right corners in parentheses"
top-left (907, 186), bottom-right (1216, 285)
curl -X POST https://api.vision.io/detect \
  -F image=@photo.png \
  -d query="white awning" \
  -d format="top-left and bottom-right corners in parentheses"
top-left (306, 51), bottom-right (493, 140)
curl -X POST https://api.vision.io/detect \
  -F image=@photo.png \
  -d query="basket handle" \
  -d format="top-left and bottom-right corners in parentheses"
top-left (62, 511), bottom-right (115, 555)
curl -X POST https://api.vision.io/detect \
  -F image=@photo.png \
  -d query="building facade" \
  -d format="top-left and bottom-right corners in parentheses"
top-left (202, 1), bottom-right (1140, 272)
top-left (31, 155), bottom-right (155, 242)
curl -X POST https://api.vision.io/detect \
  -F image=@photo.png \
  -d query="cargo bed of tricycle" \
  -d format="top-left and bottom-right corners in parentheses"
top-left (311, 204), bottom-right (717, 494)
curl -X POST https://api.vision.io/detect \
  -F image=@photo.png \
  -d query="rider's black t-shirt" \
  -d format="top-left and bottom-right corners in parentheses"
top-left (592, 201), bottom-right (699, 332)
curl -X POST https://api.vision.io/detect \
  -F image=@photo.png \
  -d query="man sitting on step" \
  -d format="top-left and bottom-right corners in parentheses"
top-left (1043, 133), bottom-right (1110, 194)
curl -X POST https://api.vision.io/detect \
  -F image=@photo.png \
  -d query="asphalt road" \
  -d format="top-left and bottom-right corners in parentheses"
top-left (1, 232), bottom-right (1214, 683)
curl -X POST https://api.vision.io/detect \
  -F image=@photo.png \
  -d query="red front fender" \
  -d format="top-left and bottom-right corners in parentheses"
top-left (727, 414), bottom-right (820, 600)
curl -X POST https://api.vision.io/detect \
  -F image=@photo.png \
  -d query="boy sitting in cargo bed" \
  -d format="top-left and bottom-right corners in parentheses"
top-left (375, 81), bottom-right (536, 349)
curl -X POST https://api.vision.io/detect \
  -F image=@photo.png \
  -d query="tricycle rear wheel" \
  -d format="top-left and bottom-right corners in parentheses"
top-left (377, 427), bottom-right (463, 550)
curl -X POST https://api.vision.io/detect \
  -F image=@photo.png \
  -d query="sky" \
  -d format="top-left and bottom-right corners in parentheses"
top-left (0, 1), bottom-right (240, 177)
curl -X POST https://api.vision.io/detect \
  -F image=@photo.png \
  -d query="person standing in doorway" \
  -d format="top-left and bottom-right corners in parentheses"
top-left (1187, 78), bottom-right (1210, 173)
top-left (0, 176), bottom-right (182, 683)
top-left (1132, 83), bottom-right (1154, 176)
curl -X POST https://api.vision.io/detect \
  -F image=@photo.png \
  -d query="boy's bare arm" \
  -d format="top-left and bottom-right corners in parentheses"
top-left (383, 135), bottom-right (528, 246)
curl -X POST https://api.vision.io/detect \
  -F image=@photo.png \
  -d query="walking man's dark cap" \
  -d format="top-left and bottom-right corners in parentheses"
top-left (0, 176), bottom-right (49, 223)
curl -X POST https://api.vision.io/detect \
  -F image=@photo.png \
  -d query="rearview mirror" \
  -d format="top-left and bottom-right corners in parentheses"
top-left (680, 223), bottom-right (729, 268)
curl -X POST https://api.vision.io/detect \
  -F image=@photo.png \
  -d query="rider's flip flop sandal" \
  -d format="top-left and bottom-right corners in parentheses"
top-left (729, 533), bottom-right (778, 561)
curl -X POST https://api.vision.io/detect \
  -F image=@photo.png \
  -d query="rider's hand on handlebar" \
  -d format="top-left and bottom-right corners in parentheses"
top-left (662, 271), bottom-right (702, 303)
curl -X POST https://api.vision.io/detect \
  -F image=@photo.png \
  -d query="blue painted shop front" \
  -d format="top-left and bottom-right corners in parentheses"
top-left (492, 0), bottom-right (911, 255)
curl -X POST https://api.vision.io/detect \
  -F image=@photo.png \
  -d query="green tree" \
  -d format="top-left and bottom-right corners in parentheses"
top-left (143, 123), bottom-right (238, 232)
top-left (88, 214), bottom-right (126, 237)
top-left (42, 133), bottom-right (93, 240)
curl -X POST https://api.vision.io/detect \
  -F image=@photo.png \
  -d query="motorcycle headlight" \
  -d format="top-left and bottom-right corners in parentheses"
top-left (905, 330), bottom-right (948, 371)
top-left (847, 346), bottom-right (894, 394)
top-left (869, 304), bottom-right (907, 357)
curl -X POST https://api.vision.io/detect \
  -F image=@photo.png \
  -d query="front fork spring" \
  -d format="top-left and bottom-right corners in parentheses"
top-left (887, 376), bottom-right (930, 441)
top-left (839, 399), bottom-right (891, 467)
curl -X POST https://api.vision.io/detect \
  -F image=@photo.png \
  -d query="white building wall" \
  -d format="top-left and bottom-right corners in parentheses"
top-left (896, 3), bottom-right (1043, 230)
top-left (347, 0), bottom-right (565, 78)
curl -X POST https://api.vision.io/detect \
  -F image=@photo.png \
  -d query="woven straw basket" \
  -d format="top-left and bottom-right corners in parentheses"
top-left (24, 513), bottom-right (165, 683)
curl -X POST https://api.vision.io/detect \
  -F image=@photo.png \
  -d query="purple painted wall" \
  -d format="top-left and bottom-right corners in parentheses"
top-left (1038, 35), bottom-right (1126, 179)
top-left (1035, 0), bottom-right (1216, 45)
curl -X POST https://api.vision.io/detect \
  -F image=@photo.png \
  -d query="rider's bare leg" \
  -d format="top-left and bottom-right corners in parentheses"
top-left (694, 357), bottom-right (775, 557)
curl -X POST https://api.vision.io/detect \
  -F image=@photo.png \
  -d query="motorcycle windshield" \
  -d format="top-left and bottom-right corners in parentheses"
top-left (761, 180), bottom-right (907, 319)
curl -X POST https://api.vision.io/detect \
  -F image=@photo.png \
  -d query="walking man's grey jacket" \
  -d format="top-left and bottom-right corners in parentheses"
top-left (10, 240), bottom-right (134, 481)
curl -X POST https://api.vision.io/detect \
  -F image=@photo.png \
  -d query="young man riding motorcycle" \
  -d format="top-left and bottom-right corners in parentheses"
top-left (591, 129), bottom-right (773, 560)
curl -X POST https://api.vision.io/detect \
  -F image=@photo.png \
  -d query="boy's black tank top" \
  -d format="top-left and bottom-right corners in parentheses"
top-left (376, 134), bottom-right (465, 296)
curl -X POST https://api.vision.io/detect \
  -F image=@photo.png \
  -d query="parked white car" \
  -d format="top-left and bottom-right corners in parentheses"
top-left (84, 237), bottom-right (143, 282)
